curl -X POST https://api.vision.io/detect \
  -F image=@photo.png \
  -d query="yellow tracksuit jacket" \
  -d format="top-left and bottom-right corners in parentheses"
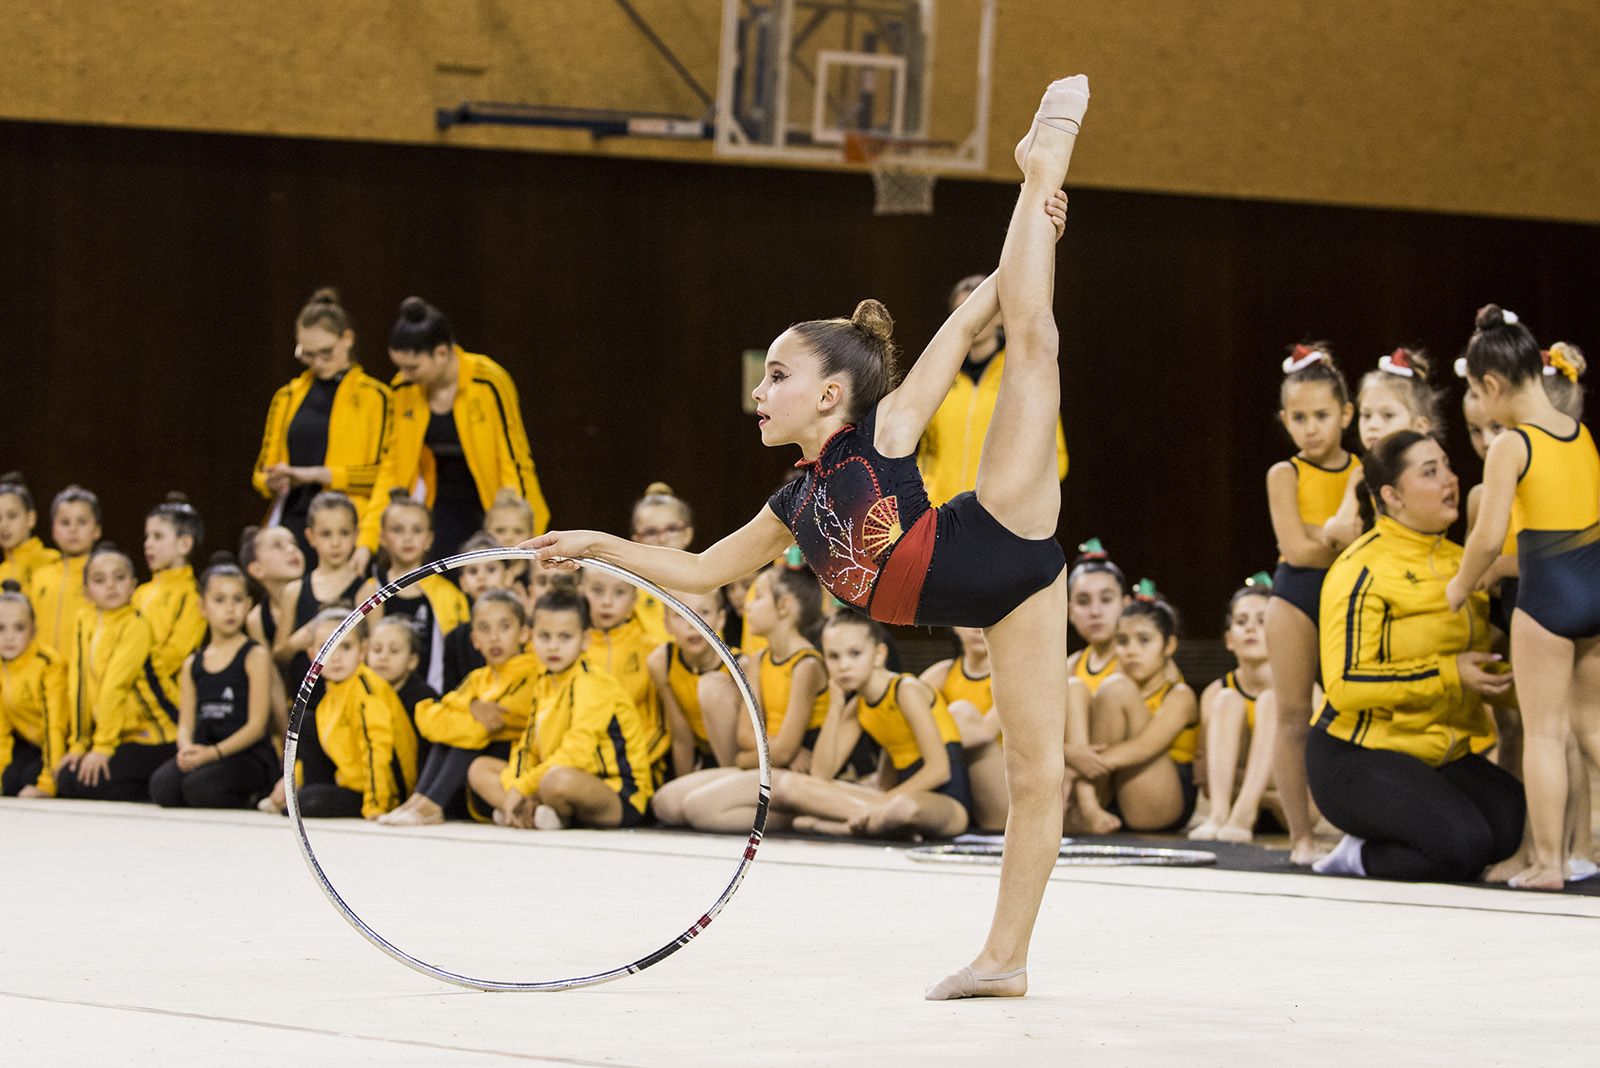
top-left (132, 566), bottom-right (205, 720)
top-left (300, 665), bottom-right (418, 818)
top-left (586, 614), bottom-right (666, 763)
top-left (67, 605), bottom-right (177, 756)
top-left (916, 352), bottom-right (1069, 507)
top-left (500, 658), bottom-right (657, 815)
top-left (358, 348), bottom-right (549, 550)
top-left (0, 537), bottom-right (60, 592)
top-left (1, 640), bottom-right (69, 793)
top-left (415, 651), bottom-right (542, 747)
top-left (252, 364), bottom-right (394, 516)
top-left (28, 554), bottom-right (88, 655)
top-left (1316, 515), bottom-right (1497, 766)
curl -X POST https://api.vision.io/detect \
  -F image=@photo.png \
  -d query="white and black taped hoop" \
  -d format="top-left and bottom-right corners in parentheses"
top-left (283, 547), bottom-right (772, 991)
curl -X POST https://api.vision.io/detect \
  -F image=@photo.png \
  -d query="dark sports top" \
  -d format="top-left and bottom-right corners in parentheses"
top-left (283, 372), bottom-right (344, 523)
top-left (767, 405), bottom-right (933, 618)
top-left (190, 641), bottom-right (257, 747)
top-left (425, 410), bottom-right (485, 556)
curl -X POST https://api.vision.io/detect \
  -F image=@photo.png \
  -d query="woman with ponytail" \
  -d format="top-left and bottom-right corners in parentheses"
top-left (1310, 429), bottom-right (1523, 883)
top-left (527, 76), bottom-right (1086, 999)
top-left (357, 296), bottom-right (550, 563)
top-left (253, 288), bottom-right (395, 562)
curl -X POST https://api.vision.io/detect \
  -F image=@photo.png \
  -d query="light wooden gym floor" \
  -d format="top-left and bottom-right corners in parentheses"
top-left (3, 799), bottom-right (1595, 1064)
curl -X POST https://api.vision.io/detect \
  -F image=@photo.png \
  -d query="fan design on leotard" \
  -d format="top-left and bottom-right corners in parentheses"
top-left (862, 496), bottom-right (903, 558)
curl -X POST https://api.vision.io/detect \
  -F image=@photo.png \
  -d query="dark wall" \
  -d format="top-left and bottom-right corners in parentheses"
top-left (4, 120), bottom-right (1598, 628)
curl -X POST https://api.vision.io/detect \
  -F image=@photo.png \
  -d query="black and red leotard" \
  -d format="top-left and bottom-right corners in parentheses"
top-left (767, 404), bottom-right (1065, 628)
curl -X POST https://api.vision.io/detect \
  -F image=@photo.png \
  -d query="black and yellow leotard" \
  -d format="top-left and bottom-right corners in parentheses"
top-left (1273, 453), bottom-right (1362, 622)
top-left (1512, 420), bottom-right (1600, 639)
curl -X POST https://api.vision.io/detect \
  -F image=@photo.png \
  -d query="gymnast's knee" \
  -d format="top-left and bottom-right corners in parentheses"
top-left (1006, 312), bottom-right (1059, 361)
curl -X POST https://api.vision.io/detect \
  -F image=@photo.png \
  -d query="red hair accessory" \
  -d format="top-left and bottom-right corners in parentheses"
top-left (1282, 344), bottom-right (1329, 374)
top-left (1377, 347), bottom-right (1416, 378)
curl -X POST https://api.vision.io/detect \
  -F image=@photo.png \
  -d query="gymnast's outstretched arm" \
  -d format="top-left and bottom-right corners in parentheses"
top-left (874, 191), bottom-right (1067, 458)
top-left (524, 506), bottom-right (793, 596)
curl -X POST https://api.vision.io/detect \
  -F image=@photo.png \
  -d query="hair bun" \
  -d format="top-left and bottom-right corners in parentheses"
top-left (308, 287), bottom-right (342, 307)
top-left (1406, 348), bottom-right (1432, 381)
top-left (1475, 304), bottom-right (1508, 332)
top-left (399, 296), bottom-right (431, 323)
top-left (388, 487), bottom-right (412, 503)
top-left (1550, 341), bottom-right (1588, 379)
top-left (0, 471), bottom-right (24, 485)
top-left (644, 481), bottom-right (674, 497)
top-left (0, 579), bottom-right (22, 594)
top-left (208, 550), bottom-right (238, 568)
top-left (850, 299), bottom-right (895, 343)
top-left (164, 491), bottom-right (190, 505)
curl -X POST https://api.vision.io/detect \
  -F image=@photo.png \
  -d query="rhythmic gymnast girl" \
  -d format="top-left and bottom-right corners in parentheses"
top-left (1066, 585), bottom-right (1199, 833)
top-left (921, 625), bottom-right (1009, 831)
top-left (1189, 575), bottom-right (1276, 842)
top-left (1062, 538), bottom-right (1130, 834)
top-left (1449, 306), bottom-right (1600, 889)
top-left (655, 562), bottom-right (829, 834)
top-left (27, 485), bottom-right (102, 654)
top-left (770, 613), bottom-right (969, 839)
top-left (528, 76), bottom-right (1087, 999)
top-left (1265, 345), bottom-right (1358, 865)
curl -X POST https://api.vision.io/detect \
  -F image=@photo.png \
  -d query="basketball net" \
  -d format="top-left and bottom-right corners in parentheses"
top-left (844, 131), bottom-right (939, 216)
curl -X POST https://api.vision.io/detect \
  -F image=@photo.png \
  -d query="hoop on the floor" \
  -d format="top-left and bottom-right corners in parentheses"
top-left (283, 548), bottom-right (771, 992)
top-left (906, 842), bottom-right (1217, 868)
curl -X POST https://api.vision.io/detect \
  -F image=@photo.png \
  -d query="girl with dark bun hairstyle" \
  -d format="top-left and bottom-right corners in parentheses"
top-left (528, 75), bottom-right (1087, 1000)
top-left (357, 296), bottom-right (550, 563)
top-left (1449, 305), bottom-right (1600, 889)
top-left (253, 288), bottom-right (395, 564)
top-left (135, 495), bottom-right (208, 729)
top-left (1264, 343), bottom-right (1358, 866)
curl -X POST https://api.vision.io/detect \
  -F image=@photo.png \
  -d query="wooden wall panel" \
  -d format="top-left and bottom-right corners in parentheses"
top-left (5, 120), bottom-right (1600, 625)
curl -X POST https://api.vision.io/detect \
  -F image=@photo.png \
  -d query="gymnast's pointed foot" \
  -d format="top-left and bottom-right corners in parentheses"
top-left (924, 963), bottom-right (1028, 1001)
top-left (1015, 75), bottom-right (1090, 175)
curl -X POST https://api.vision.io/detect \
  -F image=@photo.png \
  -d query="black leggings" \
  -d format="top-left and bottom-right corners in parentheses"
top-left (149, 748), bottom-right (275, 809)
top-left (55, 743), bottom-right (177, 802)
top-left (299, 782), bottom-right (365, 818)
top-left (1306, 729), bottom-right (1525, 881)
top-left (414, 741), bottom-right (509, 806)
top-left (3, 735), bottom-right (44, 795)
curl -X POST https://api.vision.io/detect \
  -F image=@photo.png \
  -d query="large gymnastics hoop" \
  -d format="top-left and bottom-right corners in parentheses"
top-left (906, 842), bottom-right (1217, 868)
top-left (283, 548), bottom-right (772, 992)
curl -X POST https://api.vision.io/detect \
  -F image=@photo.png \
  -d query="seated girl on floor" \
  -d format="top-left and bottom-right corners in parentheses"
top-left (920, 625), bottom-right (1008, 832)
top-left (770, 613), bottom-right (969, 840)
top-left (365, 615), bottom-right (439, 764)
top-left (441, 530), bottom-right (513, 692)
top-left (262, 608), bottom-right (417, 819)
top-left (653, 561), bottom-right (830, 833)
top-left (381, 589), bottom-right (539, 825)
top-left (1190, 574), bottom-right (1278, 842)
top-left (647, 587), bottom-right (745, 781)
top-left (1062, 538), bottom-right (1131, 832)
top-left (0, 580), bottom-right (68, 797)
top-left (55, 545), bottom-right (177, 801)
top-left (149, 556), bottom-right (276, 810)
top-left (356, 492), bottom-right (470, 693)
top-left (467, 588), bottom-right (658, 830)
top-left (581, 563), bottom-right (667, 766)
top-left (1063, 582), bottom-right (1199, 834)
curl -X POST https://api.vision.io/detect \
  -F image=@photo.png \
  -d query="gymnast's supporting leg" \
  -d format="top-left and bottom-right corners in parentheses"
top-left (927, 77), bottom-right (1087, 1001)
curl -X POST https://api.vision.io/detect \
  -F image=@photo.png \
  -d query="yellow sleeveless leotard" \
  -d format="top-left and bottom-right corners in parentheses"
top-left (1290, 454), bottom-right (1362, 527)
top-left (665, 642), bottom-right (735, 757)
top-left (1221, 670), bottom-right (1259, 732)
top-left (1146, 674), bottom-right (1197, 765)
top-left (1514, 423), bottom-right (1600, 539)
top-left (938, 660), bottom-right (994, 714)
top-left (857, 675), bottom-right (962, 771)
top-left (1072, 648), bottom-right (1118, 696)
top-left (757, 646), bottom-right (827, 739)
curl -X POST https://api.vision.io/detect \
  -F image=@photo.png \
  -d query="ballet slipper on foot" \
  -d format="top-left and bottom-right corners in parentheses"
top-left (533, 804), bottom-right (568, 830)
top-left (1215, 823), bottom-right (1254, 844)
top-left (1187, 819), bottom-right (1222, 841)
top-left (925, 964), bottom-right (1028, 1001)
top-left (1014, 75), bottom-right (1090, 172)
